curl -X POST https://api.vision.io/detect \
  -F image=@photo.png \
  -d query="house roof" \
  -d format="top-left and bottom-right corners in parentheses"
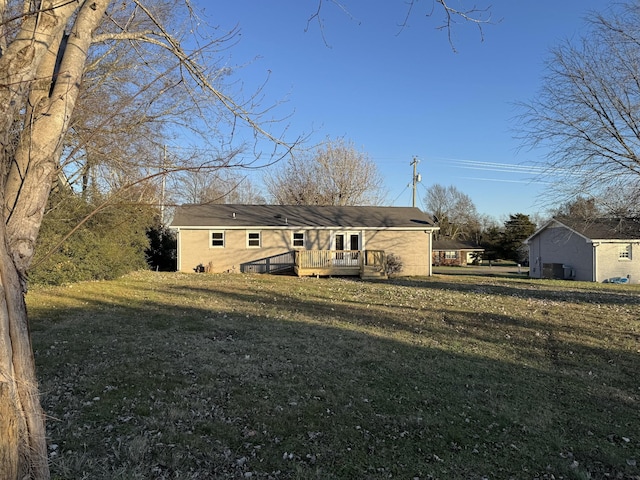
top-left (171, 204), bottom-right (438, 230)
top-left (526, 217), bottom-right (640, 243)
top-left (433, 239), bottom-right (484, 251)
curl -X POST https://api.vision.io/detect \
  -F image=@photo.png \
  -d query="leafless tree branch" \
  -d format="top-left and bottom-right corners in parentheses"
top-left (516, 2), bottom-right (640, 202)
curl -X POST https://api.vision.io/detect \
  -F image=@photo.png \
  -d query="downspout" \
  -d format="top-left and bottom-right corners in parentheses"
top-left (592, 241), bottom-right (599, 282)
top-left (427, 229), bottom-right (433, 276)
top-left (360, 230), bottom-right (366, 275)
top-left (175, 228), bottom-right (181, 272)
top-left (533, 236), bottom-right (540, 278)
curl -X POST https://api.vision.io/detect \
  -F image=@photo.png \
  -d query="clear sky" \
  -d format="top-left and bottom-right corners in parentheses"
top-left (189, 1), bottom-right (610, 220)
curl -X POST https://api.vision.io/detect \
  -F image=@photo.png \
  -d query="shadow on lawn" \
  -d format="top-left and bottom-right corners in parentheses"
top-left (29, 275), bottom-right (640, 480)
top-left (204, 279), bottom-right (639, 387)
top-left (386, 276), bottom-right (640, 307)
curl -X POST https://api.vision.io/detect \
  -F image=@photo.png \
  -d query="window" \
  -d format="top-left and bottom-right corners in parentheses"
top-left (445, 251), bottom-right (458, 259)
top-left (292, 232), bottom-right (305, 248)
top-left (619, 244), bottom-right (632, 260)
top-left (210, 231), bottom-right (225, 248)
top-left (247, 231), bottom-right (261, 248)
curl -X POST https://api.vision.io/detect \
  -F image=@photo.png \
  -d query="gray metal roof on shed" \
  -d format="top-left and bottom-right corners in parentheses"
top-left (170, 204), bottom-right (437, 229)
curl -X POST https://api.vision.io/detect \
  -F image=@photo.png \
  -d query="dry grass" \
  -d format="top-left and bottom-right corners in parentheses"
top-left (27, 271), bottom-right (640, 479)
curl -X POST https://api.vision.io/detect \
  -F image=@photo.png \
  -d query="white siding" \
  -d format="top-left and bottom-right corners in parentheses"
top-left (595, 243), bottom-right (640, 283)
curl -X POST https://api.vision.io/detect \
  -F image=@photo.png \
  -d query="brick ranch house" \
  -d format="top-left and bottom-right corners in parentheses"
top-left (170, 204), bottom-right (439, 277)
top-left (432, 239), bottom-right (484, 266)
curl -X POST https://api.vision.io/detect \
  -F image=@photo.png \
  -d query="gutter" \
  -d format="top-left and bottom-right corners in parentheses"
top-left (169, 225), bottom-right (440, 232)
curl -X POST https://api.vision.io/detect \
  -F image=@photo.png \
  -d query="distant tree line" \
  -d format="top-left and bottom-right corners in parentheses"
top-left (424, 184), bottom-right (537, 264)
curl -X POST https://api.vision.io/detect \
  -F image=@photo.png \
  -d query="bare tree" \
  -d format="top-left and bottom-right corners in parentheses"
top-left (549, 188), bottom-right (640, 219)
top-left (60, 8), bottom-right (249, 200)
top-left (63, 47), bottom-right (178, 196)
top-left (518, 2), bottom-right (640, 203)
top-left (0, 1), bottom-right (491, 478)
top-left (311, 0), bottom-right (492, 50)
top-left (550, 196), bottom-right (601, 219)
top-left (225, 176), bottom-right (267, 204)
top-left (598, 184), bottom-right (640, 217)
top-left (424, 184), bottom-right (480, 240)
top-left (264, 138), bottom-right (386, 205)
top-left (175, 168), bottom-right (266, 204)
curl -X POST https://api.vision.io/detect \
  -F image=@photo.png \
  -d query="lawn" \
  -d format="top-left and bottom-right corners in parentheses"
top-left (28, 271), bottom-right (640, 479)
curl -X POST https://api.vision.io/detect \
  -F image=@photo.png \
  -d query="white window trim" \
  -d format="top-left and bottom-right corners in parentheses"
top-left (247, 231), bottom-right (262, 248)
top-left (331, 231), bottom-right (362, 251)
top-left (618, 243), bottom-right (632, 261)
top-left (210, 230), bottom-right (225, 248)
top-left (292, 231), bottom-right (305, 248)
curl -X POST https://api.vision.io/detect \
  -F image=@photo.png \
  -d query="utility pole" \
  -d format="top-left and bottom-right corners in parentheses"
top-left (160, 145), bottom-right (167, 225)
top-left (410, 156), bottom-right (421, 207)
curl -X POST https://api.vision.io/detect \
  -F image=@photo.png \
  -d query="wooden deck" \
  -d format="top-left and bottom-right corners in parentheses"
top-left (294, 250), bottom-right (387, 279)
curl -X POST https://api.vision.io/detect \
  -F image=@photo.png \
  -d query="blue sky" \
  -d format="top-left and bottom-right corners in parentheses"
top-left (190, 1), bottom-right (609, 220)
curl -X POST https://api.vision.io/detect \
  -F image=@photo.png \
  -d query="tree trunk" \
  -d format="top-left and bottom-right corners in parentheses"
top-left (0, 219), bottom-right (48, 480)
top-left (0, 2), bottom-right (111, 478)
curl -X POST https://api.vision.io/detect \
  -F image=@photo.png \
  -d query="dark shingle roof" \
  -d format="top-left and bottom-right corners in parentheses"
top-left (433, 239), bottom-right (484, 251)
top-left (554, 217), bottom-right (640, 240)
top-left (171, 204), bottom-right (436, 229)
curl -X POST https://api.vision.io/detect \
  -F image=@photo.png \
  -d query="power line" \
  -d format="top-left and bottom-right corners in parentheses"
top-left (461, 176), bottom-right (552, 185)
top-left (371, 154), bottom-right (559, 177)
top-left (391, 185), bottom-right (409, 205)
top-left (426, 156), bottom-right (552, 175)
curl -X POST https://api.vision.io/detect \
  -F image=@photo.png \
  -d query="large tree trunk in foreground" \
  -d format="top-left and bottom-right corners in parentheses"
top-left (0, 2), bottom-right (110, 478)
top-left (0, 235), bottom-right (48, 478)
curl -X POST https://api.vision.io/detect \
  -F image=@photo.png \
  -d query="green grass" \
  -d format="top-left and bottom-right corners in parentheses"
top-left (28, 271), bottom-right (640, 479)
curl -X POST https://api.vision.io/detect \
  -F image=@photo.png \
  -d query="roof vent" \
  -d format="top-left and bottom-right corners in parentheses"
top-left (285, 217), bottom-right (288, 225)
top-left (232, 212), bottom-right (236, 219)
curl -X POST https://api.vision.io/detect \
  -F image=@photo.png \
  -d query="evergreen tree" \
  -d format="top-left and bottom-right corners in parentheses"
top-left (501, 213), bottom-right (536, 263)
top-left (146, 223), bottom-right (177, 272)
top-left (480, 225), bottom-right (503, 262)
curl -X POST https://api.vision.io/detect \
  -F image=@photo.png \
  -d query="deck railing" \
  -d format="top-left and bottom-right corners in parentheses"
top-left (294, 250), bottom-right (386, 275)
top-left (294, 250), bottom-right (360, 269)
top-left (364, 250), bottom-right (385, 268)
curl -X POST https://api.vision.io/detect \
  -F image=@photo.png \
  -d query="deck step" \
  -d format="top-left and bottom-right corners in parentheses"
top-left (360, 265), bottom-right (388, 279)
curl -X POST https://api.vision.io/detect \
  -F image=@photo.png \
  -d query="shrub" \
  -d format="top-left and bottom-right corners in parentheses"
top-left (385, 252), bottom-right (403, 276)
top-left (29, 190), bottom-right (155, 285)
